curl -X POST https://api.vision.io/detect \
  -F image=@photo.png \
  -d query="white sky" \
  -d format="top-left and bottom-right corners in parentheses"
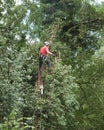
top-left (96, 0), bottom-right (104, 3)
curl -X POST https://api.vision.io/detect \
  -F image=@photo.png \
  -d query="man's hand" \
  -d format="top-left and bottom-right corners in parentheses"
top-left (52, 53), bottom-right (56, 57)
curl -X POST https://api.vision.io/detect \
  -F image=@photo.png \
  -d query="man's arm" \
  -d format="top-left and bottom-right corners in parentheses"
top-left (46, 47), bottom-right (55, 56)
top-left (47, 50), bottom-right (55, 56)
top-left (47, 50), bottom-right (53, 55)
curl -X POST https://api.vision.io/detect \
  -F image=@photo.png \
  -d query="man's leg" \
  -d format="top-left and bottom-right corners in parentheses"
top-left (45, 57), bottom-right (51, 72)
top-left (39, 56), bottom-right (43, 71)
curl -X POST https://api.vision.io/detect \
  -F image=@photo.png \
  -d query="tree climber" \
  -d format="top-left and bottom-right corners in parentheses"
top-left (39, 41), bottom-right (55, 72)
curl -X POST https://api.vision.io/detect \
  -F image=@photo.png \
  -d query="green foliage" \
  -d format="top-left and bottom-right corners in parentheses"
top-left (32, 62), bottom-right (79, 130)
top-left (0, 109), bottom-right (34, 130)
top-left (0, 0), bottom-right (104, 130)
top-left (73, 46), bottom-right (104, 130)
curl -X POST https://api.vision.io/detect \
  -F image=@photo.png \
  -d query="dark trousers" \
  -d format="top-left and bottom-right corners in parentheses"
top-left (39, 55), bottom-right (51, 72)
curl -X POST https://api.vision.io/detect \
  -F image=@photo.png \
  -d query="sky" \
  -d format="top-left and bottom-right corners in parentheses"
top-left (96, 0), bottom-right (104, 3)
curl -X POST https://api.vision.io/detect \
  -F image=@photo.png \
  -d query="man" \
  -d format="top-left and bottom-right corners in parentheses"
top-left (39, 41), bottom-right (54, 72)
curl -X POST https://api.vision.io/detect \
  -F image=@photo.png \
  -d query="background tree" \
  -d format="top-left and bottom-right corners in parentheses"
top-left (0, 0), bottom-right (104, 130)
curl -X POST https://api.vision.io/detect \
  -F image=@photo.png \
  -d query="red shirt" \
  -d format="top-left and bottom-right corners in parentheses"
top-left (39, 45), bottom-right (49, 56)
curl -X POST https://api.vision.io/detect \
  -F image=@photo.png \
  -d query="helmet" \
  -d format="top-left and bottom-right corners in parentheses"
top-left (44, 41), bottom-right (50, 46)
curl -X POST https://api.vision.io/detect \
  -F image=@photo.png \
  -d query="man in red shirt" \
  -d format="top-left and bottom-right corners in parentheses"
top-left (39, 41), bottom-right (54, 72)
